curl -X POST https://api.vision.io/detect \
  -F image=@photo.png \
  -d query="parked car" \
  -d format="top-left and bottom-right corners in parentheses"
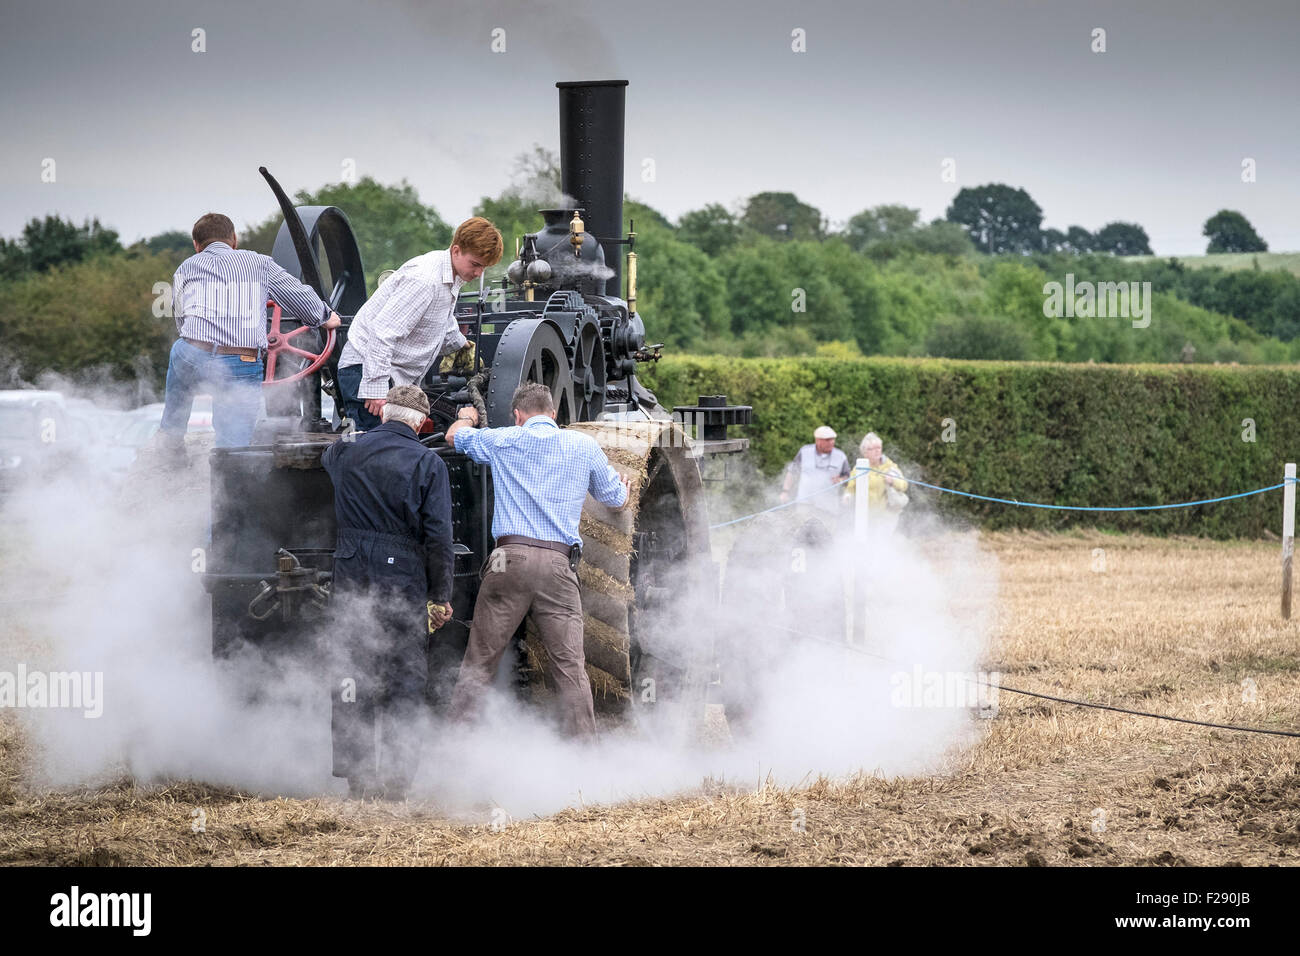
top-left (0, 390), bottom-right (97, 494)
top-left (3, 389), bottom-right (341, 485)
top-left (102, 396), bottom-right (216, 478)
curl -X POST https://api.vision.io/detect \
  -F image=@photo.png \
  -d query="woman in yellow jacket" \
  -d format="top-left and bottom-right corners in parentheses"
top-left (843, 432), bottom-right (909, 530)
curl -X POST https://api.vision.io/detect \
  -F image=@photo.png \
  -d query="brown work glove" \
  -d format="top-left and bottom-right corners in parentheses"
top-left (437, 341), bottom-right (476, 375)
top-left (427, 601), bottom-right (452, 632)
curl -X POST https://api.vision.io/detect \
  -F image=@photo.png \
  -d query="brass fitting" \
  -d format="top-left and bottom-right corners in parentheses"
top-left (627, 222), bottom-right (637, 313)
top-left (569, 210), bottom-right (585, 256)
top-left (627, 249), bottom-right (637, 314)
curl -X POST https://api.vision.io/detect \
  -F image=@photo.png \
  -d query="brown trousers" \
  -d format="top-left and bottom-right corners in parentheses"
top-left (449, 543), bottom-right (596, 737)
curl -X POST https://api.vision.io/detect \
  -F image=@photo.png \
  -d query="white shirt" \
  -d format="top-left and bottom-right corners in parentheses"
top-left (339, 248), bottom-right (466, 399)
top-left (173, 241), bottom-right (329, 348)
top-left (793, 443), bottom-right (851, 514)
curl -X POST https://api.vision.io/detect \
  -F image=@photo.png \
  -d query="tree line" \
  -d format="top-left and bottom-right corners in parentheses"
top-left (0, 152), bottom-right (1291, 388)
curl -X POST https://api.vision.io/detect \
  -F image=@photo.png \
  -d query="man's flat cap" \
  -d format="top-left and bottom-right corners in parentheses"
top-left (386, 385), bottom-right (430, 416)
top-left (813, 425), bottom-right (836, 440)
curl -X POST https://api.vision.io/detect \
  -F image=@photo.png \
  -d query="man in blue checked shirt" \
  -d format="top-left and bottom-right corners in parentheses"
top-left (444, 382), bottom-right (632, 738)
top-left (158, 212), bottom-right (341, 455)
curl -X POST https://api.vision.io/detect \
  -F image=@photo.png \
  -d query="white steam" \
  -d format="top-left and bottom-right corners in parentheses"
top-left (549, 256), bottom-right (615, 284)
top-left (0, 379), bottom-right (998, 820)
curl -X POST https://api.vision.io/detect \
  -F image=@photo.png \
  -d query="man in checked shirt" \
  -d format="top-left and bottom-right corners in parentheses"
top-left (336, 217), bottom-right (503, 430)
top-left (444, 383), bottom-right (632, 738)
top-left (160, 213), bottom-right (341, 453)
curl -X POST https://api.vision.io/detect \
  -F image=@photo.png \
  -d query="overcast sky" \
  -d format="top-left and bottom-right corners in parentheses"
top-left (1, 0), bottom-right (1296, 255)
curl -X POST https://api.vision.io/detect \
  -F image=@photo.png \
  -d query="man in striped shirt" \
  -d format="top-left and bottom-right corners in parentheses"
top-left (160, 213), bottom-right (341, 451)
top-left (336, 217), bottom-right (503, 430)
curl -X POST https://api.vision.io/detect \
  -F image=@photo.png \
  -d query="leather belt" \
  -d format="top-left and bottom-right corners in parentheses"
top-left (183, 337), bottom-right (260, 358)
top-left (496, 535), bottom-right (572, 555)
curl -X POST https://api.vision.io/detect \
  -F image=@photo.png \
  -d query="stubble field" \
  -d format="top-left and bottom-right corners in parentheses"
top-left (1, 528), bottom-right (1297, 866)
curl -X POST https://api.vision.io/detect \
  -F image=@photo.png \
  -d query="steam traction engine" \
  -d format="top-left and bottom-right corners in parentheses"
top-left (203, 81), bottom-right (750, 728)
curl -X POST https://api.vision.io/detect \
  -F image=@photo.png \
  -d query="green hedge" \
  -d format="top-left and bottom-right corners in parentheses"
top-left (640, 356), bottom-right (1300, 538)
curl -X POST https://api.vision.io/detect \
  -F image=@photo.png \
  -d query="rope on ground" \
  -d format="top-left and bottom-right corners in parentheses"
top-left (769, 623), bottom-right (1300, 739)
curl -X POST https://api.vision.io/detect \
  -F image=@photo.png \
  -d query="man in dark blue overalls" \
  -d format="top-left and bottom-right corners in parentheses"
top-left (321, 385), bottom-right (454, 800)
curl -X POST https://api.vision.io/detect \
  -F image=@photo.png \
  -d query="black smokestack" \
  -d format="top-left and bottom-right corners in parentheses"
top-left (557, 80), bottom-right (627, 299)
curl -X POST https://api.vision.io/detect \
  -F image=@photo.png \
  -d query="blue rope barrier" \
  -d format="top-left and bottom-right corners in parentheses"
top-left (851, 464), bottom-right (1288, 512)
top-left (709, 466), bottom-right (1293, 530)
top-left (708, 475), bottom-right (846, 530)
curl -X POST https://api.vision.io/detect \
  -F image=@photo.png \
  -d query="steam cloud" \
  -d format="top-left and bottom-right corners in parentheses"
top-left (548, 256), bottom-right (615, 284)
top-left (0, 378), bottom-right (997, 820)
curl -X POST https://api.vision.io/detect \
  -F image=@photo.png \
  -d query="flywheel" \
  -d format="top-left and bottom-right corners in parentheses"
top-left (484, 318), bottom-right (576, 426)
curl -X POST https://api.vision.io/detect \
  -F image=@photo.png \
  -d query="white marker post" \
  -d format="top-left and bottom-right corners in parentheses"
top-left (1283, 462), bottom-right (1295, 620)
top-left (852, 458), bottom-right (870, 644)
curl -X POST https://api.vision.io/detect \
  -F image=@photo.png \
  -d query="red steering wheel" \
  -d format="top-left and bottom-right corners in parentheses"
top-left (263, 300), bottom-right (337, 386)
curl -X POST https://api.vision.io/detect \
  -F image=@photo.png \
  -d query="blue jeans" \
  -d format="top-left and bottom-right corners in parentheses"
top-left (336, 363), bottom-right (388, 431)
top-left (161, 339), bottom-right (265, 447)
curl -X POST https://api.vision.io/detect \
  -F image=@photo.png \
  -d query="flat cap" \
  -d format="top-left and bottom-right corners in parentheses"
top-left (813, 425), bottom-right (836, 440)
top-left (386, 384), bottom-right (430, 416)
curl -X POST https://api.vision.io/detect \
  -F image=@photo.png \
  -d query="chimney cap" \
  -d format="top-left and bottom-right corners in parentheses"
top-left (556, 79), bottom-right (628, 89)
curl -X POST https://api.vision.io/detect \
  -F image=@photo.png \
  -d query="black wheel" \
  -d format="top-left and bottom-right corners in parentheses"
top-left (571, 317), bottom-right (606, 422)
top-left (484, 318), bottom-right (576, 426)
top-left (625, 449), bottom-right (714, 737)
